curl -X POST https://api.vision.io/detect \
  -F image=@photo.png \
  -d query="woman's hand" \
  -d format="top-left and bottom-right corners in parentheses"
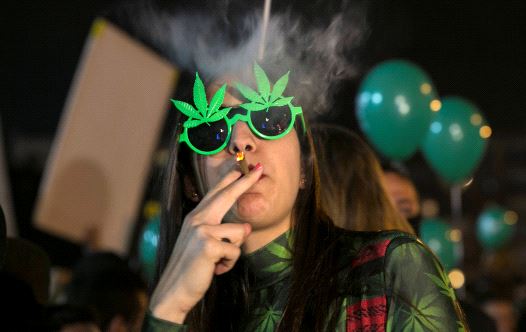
top-left (149, 164), bottom-right (264, 323)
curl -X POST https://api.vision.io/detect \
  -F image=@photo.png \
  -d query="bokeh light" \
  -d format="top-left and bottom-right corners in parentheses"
top-left (479, 125), bottom-right (492, 139)
top-left (448, 269), bottom-right (465, 289)
top-left (430, 99), bottom-right (442, 112)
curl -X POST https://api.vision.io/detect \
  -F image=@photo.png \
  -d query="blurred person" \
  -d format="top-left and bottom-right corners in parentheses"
top-left (460, 300), bottom-right (498, 332)
top-left (482, 297), bottom-right (516, 332)
top-left (41, 304), bottom-right (101, 332)
top-left (471, 278), bottom-right (517, 332)
top-left (65, 252), bottom-right (148, 332)
top-left (1, 206), bottom-right (50, 329)
top-left (381, 162), bottom-right (422, 231)
top-left (1, 269), bottom-right (43, 330)
top-left (3, 236), bottom-right (51, 304)
top-left (311, 123), bottom-right (414, 234)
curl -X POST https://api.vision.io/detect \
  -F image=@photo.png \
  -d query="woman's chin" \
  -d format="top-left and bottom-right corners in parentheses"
top-left (234, 194), bottom-right (268, 221)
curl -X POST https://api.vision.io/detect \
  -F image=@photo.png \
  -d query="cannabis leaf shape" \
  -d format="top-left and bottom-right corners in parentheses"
top-left (171, 73), bottom-right (232, 128)
top-left (262, 241), bottom-right (292, 273)
top-left (425, 259), bottom-right (456, 301)
top-left (252, 305), bottom-right (282, 332)
top-left (236, 63), bottom-right (294, 112)
top-left (399, 293), bottom-right (447, 331)
top-left (425, 259), bottom-right (467, 331)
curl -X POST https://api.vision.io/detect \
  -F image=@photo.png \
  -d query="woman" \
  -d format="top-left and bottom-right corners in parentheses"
top-left (142, 64), bottom-right (467, 331)
top-left (311, 124), bottom-right (414, 234)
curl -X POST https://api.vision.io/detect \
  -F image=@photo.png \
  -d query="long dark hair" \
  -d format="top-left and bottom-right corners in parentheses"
top-left (312, 124), bottom-right (415, 234)
top-left (154, 82), bottom-right (345, 331)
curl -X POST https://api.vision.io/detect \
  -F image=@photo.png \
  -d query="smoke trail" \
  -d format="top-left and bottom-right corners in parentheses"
top-left (106, 0), bottom-right (367, 118)
top-left (258, 0), bottom-right (272, 60)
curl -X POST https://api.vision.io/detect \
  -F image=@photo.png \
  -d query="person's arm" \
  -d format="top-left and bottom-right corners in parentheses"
top-left (384, 238), bottom-right (469, 331)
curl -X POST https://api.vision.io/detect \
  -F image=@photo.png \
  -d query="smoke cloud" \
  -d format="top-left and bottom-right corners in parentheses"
top-left (107, 0), bottom-right (368, 118)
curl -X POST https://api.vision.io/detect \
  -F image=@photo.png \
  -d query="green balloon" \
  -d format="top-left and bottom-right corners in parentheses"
top-left (419, 218), bottom-right (456, 270)
top-left (356, 59), bottom-right (438, 160)
top-left (138, 215), bottom-right (160, 282)
top-left (477, 206), bottom-right (517, 250)
top-left (422, 97), bottom-right (489, 184)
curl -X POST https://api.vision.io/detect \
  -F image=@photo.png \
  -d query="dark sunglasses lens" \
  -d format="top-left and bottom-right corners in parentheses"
top-left (250, 105), bottom-right (292, 137)
top-left (187, 119), bottom-right (229, 153)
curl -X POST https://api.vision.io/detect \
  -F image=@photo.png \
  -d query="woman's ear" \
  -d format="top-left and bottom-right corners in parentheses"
top-left (183, 175), bottom-right (201, 202)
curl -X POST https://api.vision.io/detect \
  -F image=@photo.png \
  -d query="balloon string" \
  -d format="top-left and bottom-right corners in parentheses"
top-left (450, 184), bottom-right (464, 273)
top-left (258, 0), bottom-right (272, 61)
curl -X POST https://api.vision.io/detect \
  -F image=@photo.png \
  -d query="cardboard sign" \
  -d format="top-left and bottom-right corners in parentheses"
top-left (34, 18), bottom-right (178, 254)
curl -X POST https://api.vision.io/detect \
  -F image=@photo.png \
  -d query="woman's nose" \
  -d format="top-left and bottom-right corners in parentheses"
top-left (228, 122), bottom-right (257, 154)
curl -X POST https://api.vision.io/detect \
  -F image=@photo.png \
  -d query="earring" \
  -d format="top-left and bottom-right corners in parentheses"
top-left (191, 192), bottom-right (200, 201)
top-left (299, 176), bottom-right (306, 188)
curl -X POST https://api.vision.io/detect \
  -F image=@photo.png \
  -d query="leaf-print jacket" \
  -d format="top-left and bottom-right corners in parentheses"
top-left (143, 230), bottom-right (468, 331)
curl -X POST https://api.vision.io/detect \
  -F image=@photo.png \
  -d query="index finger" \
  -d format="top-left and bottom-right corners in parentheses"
top-left (201, 164), bottom-right (263, 221)
top-left (200, 168), bottom-right (243, 204)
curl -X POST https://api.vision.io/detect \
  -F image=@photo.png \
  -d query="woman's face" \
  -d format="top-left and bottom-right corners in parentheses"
top-left (200, 83), bottom-right (302, 238)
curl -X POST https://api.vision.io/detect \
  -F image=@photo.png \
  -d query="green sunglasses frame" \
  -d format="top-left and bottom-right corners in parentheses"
top-left (173, 64), bottom-right (305, 155)
top-left (179, 104), bottom-right (305, 155)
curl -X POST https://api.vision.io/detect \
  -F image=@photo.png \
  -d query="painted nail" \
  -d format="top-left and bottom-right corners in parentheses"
top-left (254, 162), bottom-right (263, 171)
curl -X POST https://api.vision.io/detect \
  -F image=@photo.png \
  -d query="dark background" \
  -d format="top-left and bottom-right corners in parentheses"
top-left (2, 0), bottom-right (526, 293)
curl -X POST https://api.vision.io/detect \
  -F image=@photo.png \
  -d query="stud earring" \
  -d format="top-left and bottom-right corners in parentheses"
top-left (191, 192), bottom-right (200, 201)
top-left (299, 176), bottom-right (306, 188)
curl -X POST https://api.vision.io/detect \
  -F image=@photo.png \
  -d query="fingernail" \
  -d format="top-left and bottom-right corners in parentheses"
top-left (254, 163), bottom-right (263, 171)
top-left (244, 223), bottom-right (252, 235)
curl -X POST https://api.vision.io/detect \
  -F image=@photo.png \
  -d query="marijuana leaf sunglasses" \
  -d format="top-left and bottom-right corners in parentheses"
top-left (172, 64), bottom-right (305, 155)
